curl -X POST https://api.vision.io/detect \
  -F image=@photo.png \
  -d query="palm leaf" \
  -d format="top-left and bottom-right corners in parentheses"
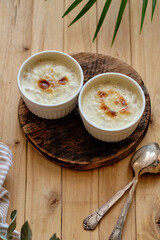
top-left (140, 0), bottom-right (148, 32)
top-left (62, 0), bottom-right (83, 18)
top-left (68, 0), bottom-right (97, 27)
top-left (93, 0), bottom-right (112, 42)
top-left (151, 0), bottom-right (157, 20)
top-left (111, 0), bottom-right (128, 46)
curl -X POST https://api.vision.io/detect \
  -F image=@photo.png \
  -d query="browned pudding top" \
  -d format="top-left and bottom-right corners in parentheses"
top-left (97, 89), bottom-right (130, 117)
top-left (38, 76), bottom-right (69, 93)
top-left (81, 80), bottom-right (142, 129)
top-left (38, 79), bottom-right (50, 90)
top-left (21, 59), bottom-right (80, 104)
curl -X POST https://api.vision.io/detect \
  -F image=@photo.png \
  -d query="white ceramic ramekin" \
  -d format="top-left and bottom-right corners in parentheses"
top-left (78, 73), bottom-right (145, 142)
top-left (17, 51), bottom-right (84, 119)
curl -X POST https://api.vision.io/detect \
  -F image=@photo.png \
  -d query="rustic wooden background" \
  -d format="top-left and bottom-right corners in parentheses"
top-left (2, 0), bottom-right (160, 239)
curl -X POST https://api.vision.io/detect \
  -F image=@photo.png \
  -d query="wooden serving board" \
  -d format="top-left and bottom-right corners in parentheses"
top-left (18, 53), bottom-right (151, 170)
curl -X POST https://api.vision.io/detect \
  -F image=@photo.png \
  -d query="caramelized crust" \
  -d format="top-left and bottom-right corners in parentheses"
top-left (97, 88), bottom-right (130, 117)
top-left (58, 76), bottom-right (68, 85)
top-left (38, 76), bottom-right (69, 92)
top-left (38, 79), bottom-right (50, 90)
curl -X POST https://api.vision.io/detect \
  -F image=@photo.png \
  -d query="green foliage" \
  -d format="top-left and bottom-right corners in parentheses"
top-left (112, 0), bottom-right (128, 46)
top-left (62, 0), bottom-right (158, 45)
top-left (62, 0), bottom-right (83, 18)
top-left (49, 233), bottom-right (60, 240)
top-left (140, 0), bottom-right (148, 32)
top-left (68, 0), bottom-right (96, 27)
top-left (0, 210), bottom-right (17, 240)
top-left (0, 210), bottom-right (60, 240)
top-left (21, 222), bottom-right (32, 240)
top-left (93, 0), bottom-right (112, 42)
top-left (7, 210), bottom-right (17, 238)
top-left (152, 0), bottom-right (157, 20)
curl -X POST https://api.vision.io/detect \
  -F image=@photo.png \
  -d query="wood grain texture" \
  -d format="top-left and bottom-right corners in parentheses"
top-left (64, 0), bottom-right (96, 53)
top-left (26, 146), bottom-right (62, 239)
top-left (130, 1), bottom-right (160, 239)
top-left (62, 3), bottom-right (98, 240)
top-left (18, 53), bottom-right (151, 170)
top-left (1, 1), bottom-right (159, 240)
top-left (0, 0), bottom-right (31, 231)
top-left (97, 0), bottom-right (131, 63)
top-left (97, 1), bottom-right (136, 240)
top-left (24, 0), bottom-right (63, 239)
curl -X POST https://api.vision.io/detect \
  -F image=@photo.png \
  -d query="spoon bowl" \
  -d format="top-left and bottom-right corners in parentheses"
top-left (131, 142), bottom-right (160, 177)
top-left (108, 142), bottom-right (160, 240)
top-left (83, 142), bottom-right (160, 231)
top-left (140, 155), bottom-right (160, 175)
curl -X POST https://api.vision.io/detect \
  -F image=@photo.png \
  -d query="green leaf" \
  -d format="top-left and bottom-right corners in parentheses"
top-left (10, 210), bottom-right (17, 221)
top-left (151, 0), bottom-right (157, 20)
top-left (93, 0), bottom-right (112, 42)
top-left (111, 0), bottom-right (128, 46)
top-left (140, 0), bottom-right (148, 32)
top-left (62, 0), bottom-right (83, 18)
top-left (20, 221), bottom-right (32, 240)
top-left (7, 210), bottom-right (17, 238)
top-left (68, 0), bottom-right (97, 27)
top-left (49, 233), bottom-right (60, 240)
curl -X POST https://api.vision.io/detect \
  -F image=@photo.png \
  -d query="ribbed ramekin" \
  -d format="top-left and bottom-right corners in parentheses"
top-left (78, 73), bottom-right (145, 142)
top-left (17, 51), bottom-right (84, 119)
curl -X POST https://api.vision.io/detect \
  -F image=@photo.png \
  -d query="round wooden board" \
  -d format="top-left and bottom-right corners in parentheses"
top-left (18, 53), bottom-right (151, 170)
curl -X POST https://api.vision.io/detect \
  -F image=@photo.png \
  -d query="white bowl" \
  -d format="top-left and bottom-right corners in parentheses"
top-left (17, 51), bottom-right (84, 119)
top-left (78, 73), bottom-right (145, 142)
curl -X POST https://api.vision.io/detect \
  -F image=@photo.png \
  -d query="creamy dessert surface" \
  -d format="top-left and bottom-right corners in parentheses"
top-left (82, 80), bottom-right (142, 129)
top-left (21, 59), bottom-right (80, 104)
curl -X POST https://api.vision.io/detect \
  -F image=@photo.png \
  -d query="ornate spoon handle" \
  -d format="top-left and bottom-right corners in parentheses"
top-left (108, 177), bottom-right (138, 240)
top-left (83, 179), bottom-right (134, 230)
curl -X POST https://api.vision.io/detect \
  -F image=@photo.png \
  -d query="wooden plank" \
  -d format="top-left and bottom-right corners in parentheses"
top-left (97, 1), bottom-right (136, 240)
top-left (64, 0), bottom-right (96, 53)
top-left (130, 0), bottom-right (160, 239)
top-left (0, 0), bottom-right (32, 231)
top-left (97, 0), bottom-right (131, 63)
top-left (62, 169), bottom-right (98, 240)
top-left (31, 0), bottom-right (64, 53)
top-left (63, 1), bottom-right (98, 240)
top-left (26, 146), bottom-right (62, 239)
top-left (25, 0), bottom-right (63, 239)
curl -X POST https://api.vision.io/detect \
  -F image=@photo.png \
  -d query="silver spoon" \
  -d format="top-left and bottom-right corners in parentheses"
top-left (108, 142), bottom-right (160, 240)
top-left (83, 142), bottom-right (160, 230)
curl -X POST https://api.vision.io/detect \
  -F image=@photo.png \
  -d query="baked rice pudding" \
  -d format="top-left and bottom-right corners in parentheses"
top-left (81, 80), bottom-right (143, 129)
top-left (21, 59), bottom-right (80, 105)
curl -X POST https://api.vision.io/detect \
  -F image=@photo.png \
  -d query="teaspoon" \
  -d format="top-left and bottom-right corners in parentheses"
top-left (108, 142), bottom-right (160, 240)
top-left (83, 142), bottom-right (160, 230)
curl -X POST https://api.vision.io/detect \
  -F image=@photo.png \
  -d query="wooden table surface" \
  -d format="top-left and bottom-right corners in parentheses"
top-left (2, 0), bottom-right (160, 239)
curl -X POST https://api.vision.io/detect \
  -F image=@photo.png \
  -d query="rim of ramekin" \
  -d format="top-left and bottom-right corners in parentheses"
top-left (17, 50), bottom-right (84, 107)
top-left (78, 72), bottom-right (146, 132)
